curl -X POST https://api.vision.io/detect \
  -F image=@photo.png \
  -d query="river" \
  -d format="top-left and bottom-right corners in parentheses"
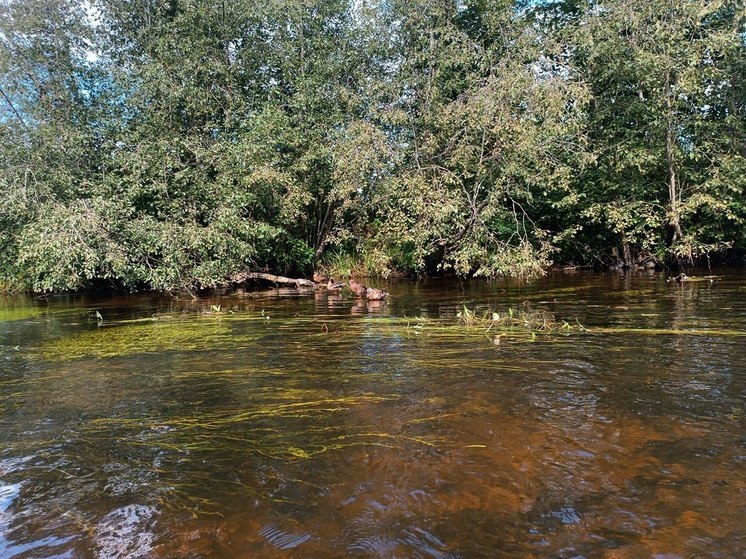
top-left (1, 269), bottom-right (744, 558)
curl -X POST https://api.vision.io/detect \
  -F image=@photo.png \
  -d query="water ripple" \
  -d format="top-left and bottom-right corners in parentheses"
top-left (259, 523), bottom-right (313, 550)
top-left (93, 504), bottom-right (157, 559)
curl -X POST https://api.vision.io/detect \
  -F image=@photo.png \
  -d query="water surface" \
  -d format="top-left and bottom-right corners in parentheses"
top-left (1, 270), bottom-right (745, 558)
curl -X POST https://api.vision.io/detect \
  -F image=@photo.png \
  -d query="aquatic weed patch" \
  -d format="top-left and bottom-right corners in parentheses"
top-left (455, 304), bottom-right (582, 332)
top-left (37, 317), bottom-right (261, 360)
top-left (82, 392), bottom-right (414, 463)
top-left (0, 305), bottom-right (46, 322)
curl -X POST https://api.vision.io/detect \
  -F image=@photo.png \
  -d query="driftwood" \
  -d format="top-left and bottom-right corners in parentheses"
top-left (231, 271), bottom-right (316, 288)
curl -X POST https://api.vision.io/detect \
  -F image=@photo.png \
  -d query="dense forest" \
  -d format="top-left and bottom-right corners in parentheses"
top-left (0, 0), bottom-right (744, 292)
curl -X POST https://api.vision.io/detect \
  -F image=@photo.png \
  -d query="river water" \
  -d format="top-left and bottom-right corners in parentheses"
top-left (0, 270), bottom-right (744, 558)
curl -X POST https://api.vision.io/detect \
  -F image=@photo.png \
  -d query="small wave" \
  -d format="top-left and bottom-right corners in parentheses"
top-left (0, 482), bottom-right (23, 554)
top-left (347, 535), bottom-right (400, 557)
top-left (548, 506), bottom-right (582, 525)
top-left (346, 526), bottom-right (457, 558)
top-left (0, 483), bottom-right (21, 513)
top-left (94, 504), bottom-right (157, 559)
top-left (400, 526), bottom-right (457, 558)
top-left (259, 523), bottom-right (313, 550)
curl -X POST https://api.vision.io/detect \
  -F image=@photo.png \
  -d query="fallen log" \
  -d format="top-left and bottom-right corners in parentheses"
top-left (231, 271), bottom-right (316, 288)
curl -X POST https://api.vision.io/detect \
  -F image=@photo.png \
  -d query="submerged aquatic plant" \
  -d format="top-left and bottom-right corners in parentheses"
top-left (0, 306), bottom-right (46, 322)
top-left (34, 302), bottom-right (589, 363)
top-left (38, 318), bottom-right (258, 360)
top-left (456, 304), bottom-right (583, 333)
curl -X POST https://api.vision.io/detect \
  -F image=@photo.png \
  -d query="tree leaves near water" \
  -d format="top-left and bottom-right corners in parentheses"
top-left (1, 0), bottom-right (744, 292)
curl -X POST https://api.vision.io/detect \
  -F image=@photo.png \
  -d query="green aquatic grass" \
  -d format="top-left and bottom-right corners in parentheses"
top-left (591, 327), bottom-right (746, 336)
top-left (82, 391), bottom-right (415, 463)
top-left (610, 289), bottom-right (655, 297)
top-left (525, 285), bottom-right (593, 297)
top-left (677, 275), bottom-right (722, 283)
top-left (38, 302), bottom-right (739, 364)
top-left (38, 317), bottom-right (259, 360)
top-left (0, 306), bottom-right (46, 322)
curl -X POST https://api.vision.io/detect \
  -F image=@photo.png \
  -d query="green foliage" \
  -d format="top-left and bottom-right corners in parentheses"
top-left (566, 0), bottom-right (746, 265)
top-left (0, 0), bottom-right (744, 292)
top-left (363, 0), bottom-right (590, 277)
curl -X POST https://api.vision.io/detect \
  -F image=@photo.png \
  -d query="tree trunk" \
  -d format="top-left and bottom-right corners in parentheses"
top-left (622, 241), bottom-right (633, 268)
top-left (664, 70), bottom-right (683, 245)
top-left (230, 271), bottom-right (316, 288)
top-left (313, 203), bottom-right (334, 263)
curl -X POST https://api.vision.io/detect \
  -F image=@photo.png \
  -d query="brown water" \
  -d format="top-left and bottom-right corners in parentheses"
top-left (1, 270), bottom-right (744, 558)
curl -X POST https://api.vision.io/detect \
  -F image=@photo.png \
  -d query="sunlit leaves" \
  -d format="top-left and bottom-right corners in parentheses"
top-left (572, 0), bottom-right (746, 263)
top-left (0, 0), bottom-right (743, 291)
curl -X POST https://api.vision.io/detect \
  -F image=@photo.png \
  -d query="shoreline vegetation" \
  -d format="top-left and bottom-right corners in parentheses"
top-left (1, 1), bottom-right (744, 295)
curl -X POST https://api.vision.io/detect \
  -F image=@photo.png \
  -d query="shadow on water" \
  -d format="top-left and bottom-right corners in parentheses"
top-left (0, 269), bottom-right (745, 557)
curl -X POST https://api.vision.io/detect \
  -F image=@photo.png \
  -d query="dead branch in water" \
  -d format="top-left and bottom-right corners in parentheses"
top-left (231, 271), bottom-right (316, 288)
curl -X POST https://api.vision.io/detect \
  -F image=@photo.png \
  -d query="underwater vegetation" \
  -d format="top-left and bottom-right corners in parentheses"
top-left (0, 305), bottom-right (46, 322)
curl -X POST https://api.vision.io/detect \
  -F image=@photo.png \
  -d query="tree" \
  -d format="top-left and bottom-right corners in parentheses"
top-left (0, 0), bottom-right (126, 291)
top-left (574, 0), bottom-right (746, 265)
top-left (365, 0), bottom-right (589, 277)
top-left (1, 0), bottom-right (744, 292)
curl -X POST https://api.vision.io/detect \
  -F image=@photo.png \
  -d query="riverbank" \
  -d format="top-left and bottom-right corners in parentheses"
top-left (3, 257), bottom-right (743, 298)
